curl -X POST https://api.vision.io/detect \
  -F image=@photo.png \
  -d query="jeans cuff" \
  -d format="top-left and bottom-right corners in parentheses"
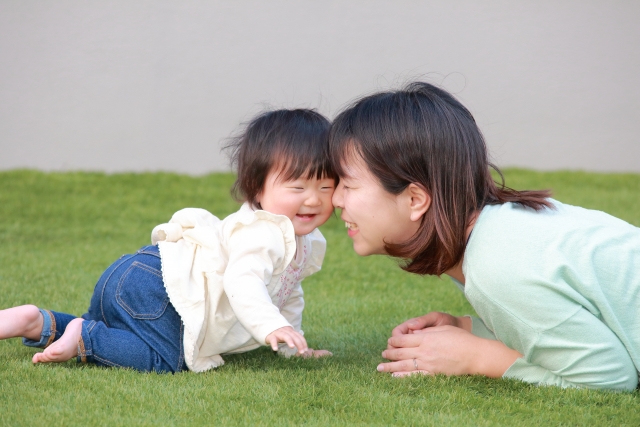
top-left (77, 320), bottom-right (95, 363)
top-left (22, 309), bottom-right (56, 348)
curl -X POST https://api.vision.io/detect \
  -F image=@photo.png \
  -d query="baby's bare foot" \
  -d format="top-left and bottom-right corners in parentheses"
top-left (32, 318), bottom-right (83, 364)
top-left (0, 305), bottom-right (43, 341)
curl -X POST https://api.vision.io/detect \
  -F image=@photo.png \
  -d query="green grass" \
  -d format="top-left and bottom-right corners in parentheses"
top-left (0, 169), bottom-right (639, 426)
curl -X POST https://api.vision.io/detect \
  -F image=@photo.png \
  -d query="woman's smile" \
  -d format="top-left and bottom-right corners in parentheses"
top-left (344, 220), bottom-right (359, 237)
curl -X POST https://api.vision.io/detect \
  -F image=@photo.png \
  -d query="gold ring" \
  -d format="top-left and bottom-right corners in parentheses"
top-left (413, 358), bottom-right (418, 370)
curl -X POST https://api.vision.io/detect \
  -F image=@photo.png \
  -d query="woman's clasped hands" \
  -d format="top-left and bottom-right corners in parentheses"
top-left (378, 312), bottom-right (522, 378)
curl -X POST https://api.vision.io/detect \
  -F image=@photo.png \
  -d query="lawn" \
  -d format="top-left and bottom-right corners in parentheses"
top-left (0, 169), bottom-right (639, 426)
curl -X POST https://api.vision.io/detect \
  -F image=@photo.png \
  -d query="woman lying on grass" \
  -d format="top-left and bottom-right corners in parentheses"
top-left (0, 108), bottom-right (334, 372)
top-left (330, 82), bottom-right (640, 391)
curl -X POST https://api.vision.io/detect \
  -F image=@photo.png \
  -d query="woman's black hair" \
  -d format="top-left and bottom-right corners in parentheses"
top-left (225, 108), bottom-right (335, 208)
top-left (330, 82), bottom-right (552, 275)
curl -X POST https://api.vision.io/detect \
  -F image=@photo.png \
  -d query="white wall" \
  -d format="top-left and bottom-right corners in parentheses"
top-left (1, 1), bottom-right (639, 174)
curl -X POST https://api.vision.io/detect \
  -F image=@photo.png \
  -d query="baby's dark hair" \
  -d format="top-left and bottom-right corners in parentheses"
top-left (225, 108), bottom-right (335, 208)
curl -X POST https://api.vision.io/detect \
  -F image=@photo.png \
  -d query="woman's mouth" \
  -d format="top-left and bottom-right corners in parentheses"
top-left (345, 221), bottom-right (359, 236)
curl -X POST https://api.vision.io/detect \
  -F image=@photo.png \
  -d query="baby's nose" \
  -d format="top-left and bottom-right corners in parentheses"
top-left (305, 192), bottom-right (321, 205)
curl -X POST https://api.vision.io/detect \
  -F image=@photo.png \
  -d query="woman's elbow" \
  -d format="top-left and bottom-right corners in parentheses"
top-left (608, 367), bottom-right (638, 392)
top-left (584, 363), bottom-right (638, 392)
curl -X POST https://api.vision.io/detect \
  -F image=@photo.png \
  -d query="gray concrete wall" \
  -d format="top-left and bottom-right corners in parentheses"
top-left (1, 1), bottom-right (639, 174)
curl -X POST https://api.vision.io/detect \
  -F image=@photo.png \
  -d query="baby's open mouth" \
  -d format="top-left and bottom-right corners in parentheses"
top-left (297, 214), bottom-right (316, 220)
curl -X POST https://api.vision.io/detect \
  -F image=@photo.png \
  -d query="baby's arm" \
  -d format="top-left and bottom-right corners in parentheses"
top-left (224, 220), bottom-right (304, 351)
top-left (151, 208), bottom-right (220, 243)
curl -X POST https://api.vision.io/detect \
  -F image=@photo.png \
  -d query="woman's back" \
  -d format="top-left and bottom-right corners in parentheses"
top-left (463, 199), bottom-right (640, 389)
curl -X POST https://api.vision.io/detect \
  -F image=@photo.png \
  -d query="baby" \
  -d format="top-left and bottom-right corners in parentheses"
top-left (0, 108), bottom-right (335, 372)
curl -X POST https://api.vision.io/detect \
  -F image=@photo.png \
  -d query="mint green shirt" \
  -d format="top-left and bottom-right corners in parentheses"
top-left (460, 199), bottom-right (640, 391)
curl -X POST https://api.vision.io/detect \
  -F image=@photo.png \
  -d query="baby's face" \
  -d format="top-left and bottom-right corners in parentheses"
top-left (257, 171), bottom-right (335, 236)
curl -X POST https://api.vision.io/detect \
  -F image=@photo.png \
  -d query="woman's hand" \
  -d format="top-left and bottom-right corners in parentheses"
top-left (391, 312), bottom-right (471, 339)
top-left (265, 326), bottom-right (308, 355)
top-left (379, 325), bottom-right (522, 378)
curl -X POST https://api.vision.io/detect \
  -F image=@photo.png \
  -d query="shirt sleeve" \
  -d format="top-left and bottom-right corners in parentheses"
top-left (466, 316), bottom-right (497, 341)
top-left (502, 307), bottom-right (638, 391)
top-left (224, 219), bottom-right (292, 345)
top-left (277, 283), bottom-right (305, 357)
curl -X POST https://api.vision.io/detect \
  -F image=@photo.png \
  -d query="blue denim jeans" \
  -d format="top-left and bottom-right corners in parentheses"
top-left (23, 245), bottom-right (187, 373)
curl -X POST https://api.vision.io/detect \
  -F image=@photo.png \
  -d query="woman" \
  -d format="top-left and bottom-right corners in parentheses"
top-left (330, 82), bottom-right (640, 391)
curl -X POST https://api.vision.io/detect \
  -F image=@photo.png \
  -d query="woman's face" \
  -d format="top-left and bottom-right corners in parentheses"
top-left (332, 154), bottom-right (421, 256)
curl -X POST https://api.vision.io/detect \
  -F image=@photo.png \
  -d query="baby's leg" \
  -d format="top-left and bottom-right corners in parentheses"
top-left (78, 245), bottom-right (185, 373)
top-left (68, 319), bottom-right (182, 372)
top-left (0, 305), bottom-right (44, 341)
top-left (32, 318), bottom-right (83, 364)
top-left (36, 245), bottom-right (186, 373)
top-left (31, 316), bottom-right (182, 371)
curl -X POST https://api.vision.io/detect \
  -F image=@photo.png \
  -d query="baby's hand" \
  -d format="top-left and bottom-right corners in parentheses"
top-left (297, 348), bottom-right (333, 358)
top-left (265, 326), bottom-right (308, 355)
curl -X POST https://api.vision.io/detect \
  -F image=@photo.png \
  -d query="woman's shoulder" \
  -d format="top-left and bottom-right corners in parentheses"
top-left (468, 200), bottom-right (557, 256)
top-left (473, 199), bottom-right (639, 255)
top-left (464, 199), bottom-right (640, 327)
top-left (464, 200), bottom-right (577, 300)
top-left (477, 198), bottom-right (637, 230)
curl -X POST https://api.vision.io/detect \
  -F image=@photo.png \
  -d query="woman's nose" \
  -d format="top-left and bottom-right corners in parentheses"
top-left (332, 182), bottom-right (344, 208)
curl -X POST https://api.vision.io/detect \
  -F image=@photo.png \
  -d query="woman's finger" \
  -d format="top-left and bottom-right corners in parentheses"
top-left (387, 333), bottom-right (426, 350)
top-left (391, 318), bottom-right (420, 336)
top-left (377, 359), bottom-right (416, 373)
top-left (382, 347), bottom-right (419, 361)
top-left (391, 315), bottom-right (431, 336)
top-left (391, 312), bottom-right (449, 337)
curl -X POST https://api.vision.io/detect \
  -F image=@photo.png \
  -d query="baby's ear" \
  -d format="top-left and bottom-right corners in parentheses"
top-left (407, 183), bottom-right (431, 222)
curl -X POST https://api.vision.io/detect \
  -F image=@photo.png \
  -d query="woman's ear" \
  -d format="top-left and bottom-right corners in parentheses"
top-left (406, 183), bottom-right (431, 222)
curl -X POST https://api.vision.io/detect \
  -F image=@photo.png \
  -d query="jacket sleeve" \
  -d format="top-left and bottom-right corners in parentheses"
top-left (151, 208), bottom-right (220, 244)
top-left (224, 219), bottom-right (292, 345)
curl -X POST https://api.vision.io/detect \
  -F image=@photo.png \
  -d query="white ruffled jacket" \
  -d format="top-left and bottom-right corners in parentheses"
top-left (151, 203), bottom-right (326, 372)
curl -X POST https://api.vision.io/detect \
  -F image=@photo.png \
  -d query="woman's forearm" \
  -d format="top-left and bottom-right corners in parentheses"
top-left (472, 338), bottom-right (522, 378)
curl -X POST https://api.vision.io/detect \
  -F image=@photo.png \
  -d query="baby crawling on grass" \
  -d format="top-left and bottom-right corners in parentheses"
top-left (0, 108), bottom-right (334, 372)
